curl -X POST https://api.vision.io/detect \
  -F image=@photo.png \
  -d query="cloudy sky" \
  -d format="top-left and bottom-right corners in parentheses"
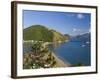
top-left (23, 10), bottom-right (91, 36)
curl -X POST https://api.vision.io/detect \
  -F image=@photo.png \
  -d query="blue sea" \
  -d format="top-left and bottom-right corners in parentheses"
top-left (48, 41), bottom-right (91, 66)
top-left (23, 41), bottom-right (91, 66)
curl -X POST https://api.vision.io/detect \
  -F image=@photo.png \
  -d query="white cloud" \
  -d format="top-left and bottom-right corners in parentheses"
top-left (72, 28), bottom-right (81, 32)
top-left (77, 14), bottom-right (84, 19)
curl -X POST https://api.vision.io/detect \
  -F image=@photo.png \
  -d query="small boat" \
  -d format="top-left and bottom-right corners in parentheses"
top-left (82, 45), bottom-right (85, 47)
top-left (86, 41), bottom-right (90, 44)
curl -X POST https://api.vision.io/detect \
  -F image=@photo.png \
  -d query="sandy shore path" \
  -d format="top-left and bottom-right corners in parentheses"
top-left (51, 52), bottom-right (71, 67)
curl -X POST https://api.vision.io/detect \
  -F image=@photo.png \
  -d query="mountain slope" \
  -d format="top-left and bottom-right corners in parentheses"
top-left (23, 25), bottom-right (68, 42)
top-left (23, 25), bottom-right (53, 42)
top-left (50, 30), bottom-right (67, 42)
top-left (71, 33), bottom-right (90, 42)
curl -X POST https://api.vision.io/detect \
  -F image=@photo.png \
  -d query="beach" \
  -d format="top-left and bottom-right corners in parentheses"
top-left (51, 52), bottom-right (71, 67)
top-left (43, 41), bottom-right (71, 67)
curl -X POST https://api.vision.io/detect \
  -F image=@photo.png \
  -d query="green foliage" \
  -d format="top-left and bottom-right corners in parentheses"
top-left (73, 62), bottom-right (85, 67)
top-left (23, 54), bottom-right (33, 69)
top-left (31, 41), bottom-right (42, 54)
top-left (50, 29), bottom-right (67, 42)
top-left (23, 25), bottom-right (69, 42)
top-left (23, 24), bottom-right (70, 69)
top-left (23, 41), bottom-right (57, 69)
top-left (23, 25), bottom-right (53, 42)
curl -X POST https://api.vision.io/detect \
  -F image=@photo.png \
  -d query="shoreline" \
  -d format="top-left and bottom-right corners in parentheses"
top-left (51, 52), bottom-right (71, 67)
top-left (43, 41), bottom-right (71, 67)
top-left (24, 40), bottom-right (71, 68)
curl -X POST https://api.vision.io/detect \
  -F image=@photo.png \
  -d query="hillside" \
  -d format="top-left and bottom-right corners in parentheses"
top-left (64, 34), bottom-right (70, 40)
top-left (50, 30), bottom-right (67, 42)
top-left (23, 25), bottom-right (53, 42)
top-left (23, 25), bottom-right (68, 42)
top-left (70, 33), bottom-right (90, 42)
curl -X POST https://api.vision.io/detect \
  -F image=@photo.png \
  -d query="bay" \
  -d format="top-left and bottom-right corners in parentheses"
top-left (23, 41), bottom-right (91, 66)
top-left (49, 41), bottom-right (91, 66)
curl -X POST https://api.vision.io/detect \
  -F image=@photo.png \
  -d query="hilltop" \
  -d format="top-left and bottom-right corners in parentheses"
top-left (23, 25), bottom-right (69, 42)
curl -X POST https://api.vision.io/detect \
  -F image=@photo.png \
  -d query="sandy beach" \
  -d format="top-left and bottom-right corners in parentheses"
top-left (43, 42), bottom-right (71, 67)
top-left (51, 52), bottom-right (71, 67)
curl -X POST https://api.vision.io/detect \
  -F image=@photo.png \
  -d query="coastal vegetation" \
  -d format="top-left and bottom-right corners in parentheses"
top-left (23, 24), bottom-right (89, 69)
top-left (23, 41), bottom-right (62, 69)
top-left (23, 25), bottom-right (70, 69)
top-left (71, 62), bottom-right (85, 67)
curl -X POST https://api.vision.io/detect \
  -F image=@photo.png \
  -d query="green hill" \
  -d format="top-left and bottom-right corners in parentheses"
top-left (50, 30), bottom-right (67, 42)
top-left (23, 25), bottom-right (68, 42)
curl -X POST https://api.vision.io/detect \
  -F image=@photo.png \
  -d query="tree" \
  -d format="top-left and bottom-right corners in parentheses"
top-left (31, 41), bottom-right (42, 55)
top-left (24, 41), bottom-right (57, 69)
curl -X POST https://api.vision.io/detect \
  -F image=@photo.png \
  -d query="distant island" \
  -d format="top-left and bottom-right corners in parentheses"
top-left (23, 25), bottom-right (71, 69)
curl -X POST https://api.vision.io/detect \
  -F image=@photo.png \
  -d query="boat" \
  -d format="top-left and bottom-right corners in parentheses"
top-left (86, 41), bottom-right (90, 44)
top-left (82, 45), bottom-right (85, 47)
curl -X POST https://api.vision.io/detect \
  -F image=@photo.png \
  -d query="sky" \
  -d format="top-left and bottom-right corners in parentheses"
top-left (23, 10), bottom-right (91, 36)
